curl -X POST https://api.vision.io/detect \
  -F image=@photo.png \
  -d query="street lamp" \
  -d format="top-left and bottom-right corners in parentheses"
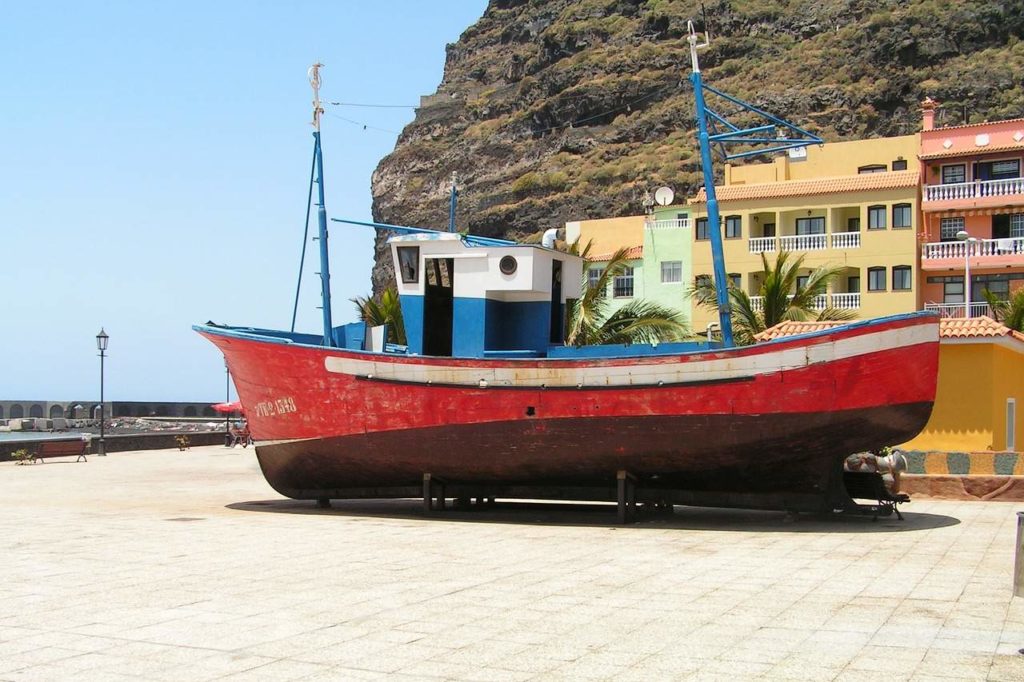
top-left (95, 328), bottom-right (109, 455)
top-left (957, 230), bottom-right (979, 318)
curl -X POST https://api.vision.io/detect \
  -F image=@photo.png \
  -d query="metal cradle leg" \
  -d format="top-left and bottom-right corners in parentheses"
top-left (617, 470), bottom-right (637, 524)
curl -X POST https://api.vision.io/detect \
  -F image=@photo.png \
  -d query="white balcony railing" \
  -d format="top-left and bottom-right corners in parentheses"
top-left (780, 234), bottom-right (827, 251)
top-left (748, 237), bottom-right (777, 254)
top-left (830, 232), bottom-right (861, 249)
top-left (831, 292), bottom-right (861, 310)
top-left (749, 293), bottom-right (851, 312)
top-left (925, 177), bottom-right (1024, 202)
top-left (922, 237), bottom-right (1024, 260)
top-left (648, 218), bottom-right (690, 230)
top-left (924, 302), bottom-right (993, 318)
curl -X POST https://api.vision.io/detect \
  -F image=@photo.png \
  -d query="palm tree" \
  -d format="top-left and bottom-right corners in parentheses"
top-left (351, 286), bottom-right (406, 345)
top-left (982, 287), bottom-right (1024, 331)
top-left (694, 251), bottom-right (854, 345)
top-left (566, 246), bottom-right (689, 346)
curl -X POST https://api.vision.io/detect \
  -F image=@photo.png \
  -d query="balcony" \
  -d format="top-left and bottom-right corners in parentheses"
top-left (925, 177), bottom-right (1024, 203)
top-left (831, 293), bottom-right (861, 310)
top-left (648, 218), bottom-right (689, 230)
top-left (748, 237), bottom-right (777, 254)
top-left (922, 237), bottom-right (1024, 261)
top-left (780, 234), bottom-right (827, 251)
top-left (749, 293), bottom-right (838, 312)
top-left (924, 302), bottom-right (992, 319)
top-left (747, 232), bottom-right (861, 254)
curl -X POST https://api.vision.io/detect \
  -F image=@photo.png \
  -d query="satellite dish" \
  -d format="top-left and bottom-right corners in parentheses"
top-left (654, 186), bottom-right (675, 206)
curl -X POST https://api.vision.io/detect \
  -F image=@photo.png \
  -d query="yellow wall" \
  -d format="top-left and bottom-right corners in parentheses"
top-left (726, 135), bottom-right (920, 184)
top-left (901, 340), bottom-right (1024, 453)
top-left (570, 215), bottom-right (645, 255)
top-left (688, 186), bottom-right (920, 329)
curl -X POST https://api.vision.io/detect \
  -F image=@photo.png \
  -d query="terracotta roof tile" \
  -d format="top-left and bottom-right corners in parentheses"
top-left (588, 245), bottom-right (643, 262)
top-left (938, 315), bottom-right (1016, 338)
top-left (690, 170), bottom-right (919, 204)
top-left (919, 142), bottom-right (1024, 160)
top-left (927, 117), bottom-right (1024, 133)
top-left (755, 315), bottom-right (1023, 343)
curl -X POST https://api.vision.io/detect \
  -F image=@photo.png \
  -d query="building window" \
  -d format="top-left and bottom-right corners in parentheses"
top-left (795, 275), bottom-right (809, 292)
top-left (984, 159), bottom-right (1021, 180)
top-left (892, 203), bottom-right (912, 229)
top-left (940, 217), bottom-right (965, 241)
top-left (695, 274), bottom-right (712, 290)
top-left (661, 261), bottom-right (682, 284)
top-left (942, 164), bottom-right (966, 184)
top-left (1012, 214), bottom-right (1024, 238)
top-left (613, 266), bottom-right (634, 298)
top-left (728, 273), bottom-right (741, 289)
top-left (858, 164), bottom-right (887, 174)
top-left (892, 266), bottom-right (912, 291)
top-left (868, 205), bottom-right (887, 230)
top-left (983, 276), bottom-right (1010, 301)
top-left (724, 215), bottom-right (741, 239)
top-left (847, 217), bottom-right (861, 232)
top-left (892, 159), bottom-right (908, 171)
top-left (587, 267), bottom-right (604, 290)
top-left (695, 218), bottom-right (709, 240)
top-left (762, 222), bottom-right (776, 237)
top-left (868, 267), bottom-right (886, 291)
top-left (943, 279), bottom-right (964, 304)
top-left (795, 217), bottom-right (825, 235)
top-left (848, 276), bottom-right (861, 293)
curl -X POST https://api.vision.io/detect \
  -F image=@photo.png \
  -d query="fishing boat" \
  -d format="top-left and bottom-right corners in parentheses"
top-left (196, 29), bottom-right (939, 514)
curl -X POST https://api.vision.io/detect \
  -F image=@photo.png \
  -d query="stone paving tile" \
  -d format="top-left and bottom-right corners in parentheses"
top-left (3, 446), bottom-right (1024, 681)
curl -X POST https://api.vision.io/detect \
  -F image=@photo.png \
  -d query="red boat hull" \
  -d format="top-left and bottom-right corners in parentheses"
top-left (198, 313), bottom-right (939, 511)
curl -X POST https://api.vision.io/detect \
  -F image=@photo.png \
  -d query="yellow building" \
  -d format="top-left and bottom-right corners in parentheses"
top-left (689, 135), bottom-right (922, 330)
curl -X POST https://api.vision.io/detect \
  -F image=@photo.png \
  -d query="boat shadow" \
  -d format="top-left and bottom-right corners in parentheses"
top-left (226, 498), bottom-right (960, 533)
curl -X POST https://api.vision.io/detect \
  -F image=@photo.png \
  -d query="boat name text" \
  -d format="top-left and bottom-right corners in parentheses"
top-left (254, 397), bottom-right (297, 418)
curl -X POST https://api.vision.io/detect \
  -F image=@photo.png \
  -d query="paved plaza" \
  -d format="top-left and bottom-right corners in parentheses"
top-left (2, 445), bottom-right (1023, 681)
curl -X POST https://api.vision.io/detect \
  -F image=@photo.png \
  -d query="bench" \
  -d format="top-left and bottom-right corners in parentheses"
top-left (843, 471), bottom-right (909, 520)
top-left (33, 439), bottom-right (89, 463)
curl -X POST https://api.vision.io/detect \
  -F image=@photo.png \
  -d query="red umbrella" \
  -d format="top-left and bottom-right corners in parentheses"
top-left (211, 400), bottom-right (243, 414)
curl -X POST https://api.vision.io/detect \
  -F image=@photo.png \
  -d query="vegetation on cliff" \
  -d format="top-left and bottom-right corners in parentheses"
top-left (370, 0), bottom-right (1024, 293)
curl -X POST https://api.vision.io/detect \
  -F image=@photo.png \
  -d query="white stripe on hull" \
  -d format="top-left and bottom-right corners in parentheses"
top-left (324, 323), bottom-right (936, 388)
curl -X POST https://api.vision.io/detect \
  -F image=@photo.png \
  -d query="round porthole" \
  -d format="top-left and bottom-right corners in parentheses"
top-left (499, 255), bottom-right (518, 275)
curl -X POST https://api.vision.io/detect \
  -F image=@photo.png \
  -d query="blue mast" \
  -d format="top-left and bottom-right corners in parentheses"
top-left (686, 21), bottom-right (822, 348)
top-left (309, 63), bottom-right (335, 347)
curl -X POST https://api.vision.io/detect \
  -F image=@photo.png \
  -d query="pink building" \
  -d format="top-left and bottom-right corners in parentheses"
top-left (919, 98), bottom-right (1024, 317)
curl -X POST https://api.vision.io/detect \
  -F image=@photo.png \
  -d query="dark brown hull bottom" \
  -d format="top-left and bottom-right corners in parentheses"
top-left (254, 402), bottom-right (932, 513)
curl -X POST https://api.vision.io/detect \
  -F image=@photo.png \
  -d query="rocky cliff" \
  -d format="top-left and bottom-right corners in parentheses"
top-left (370, 0), bottom-right (1024, 293)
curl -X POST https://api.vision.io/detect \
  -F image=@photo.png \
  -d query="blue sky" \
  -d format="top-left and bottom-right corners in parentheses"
top-left (1, 1), bottom-right (488, 402)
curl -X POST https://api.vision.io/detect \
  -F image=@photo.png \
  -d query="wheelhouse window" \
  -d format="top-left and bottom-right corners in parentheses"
top-left (724, 215), bottom-right (741, 239)
top-left (795, 217), bottom-right (825, 235)
top-left (892, 203), bottom-right (912, 229)
top-left (660, 261), bottom-right (682, 284)
top-left (695, 218), bottom-right (709, 241)
top-left (858, 164), bottom-right (887, 174)
top-left (867, 267), bottom-right (886, 291)
top-left (868, 205), bottom-right (887, 230)
top-left (613, 266), bottom-right (634, 298)
top-left (940, 217), bottom-right (965, 241)
top-left (892, 265), bottom-right (912, 291)
top-left (397, 246), bottom-right (420, 283)
top-left (586, 267), bottom-right (604, 290)
top-left (942, 164), bottom-right (966, 184)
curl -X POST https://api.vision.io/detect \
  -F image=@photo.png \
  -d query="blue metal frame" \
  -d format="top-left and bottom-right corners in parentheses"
top-left (689, 40), bottom-right (823, 348)
top-left (332, 217), bottom-right (518, 248)
top-left (448, 174), bottom-right (458, 233)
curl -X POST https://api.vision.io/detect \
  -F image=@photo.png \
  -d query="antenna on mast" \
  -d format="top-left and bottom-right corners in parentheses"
top-left (309, 63), bottom-right (324, 131)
